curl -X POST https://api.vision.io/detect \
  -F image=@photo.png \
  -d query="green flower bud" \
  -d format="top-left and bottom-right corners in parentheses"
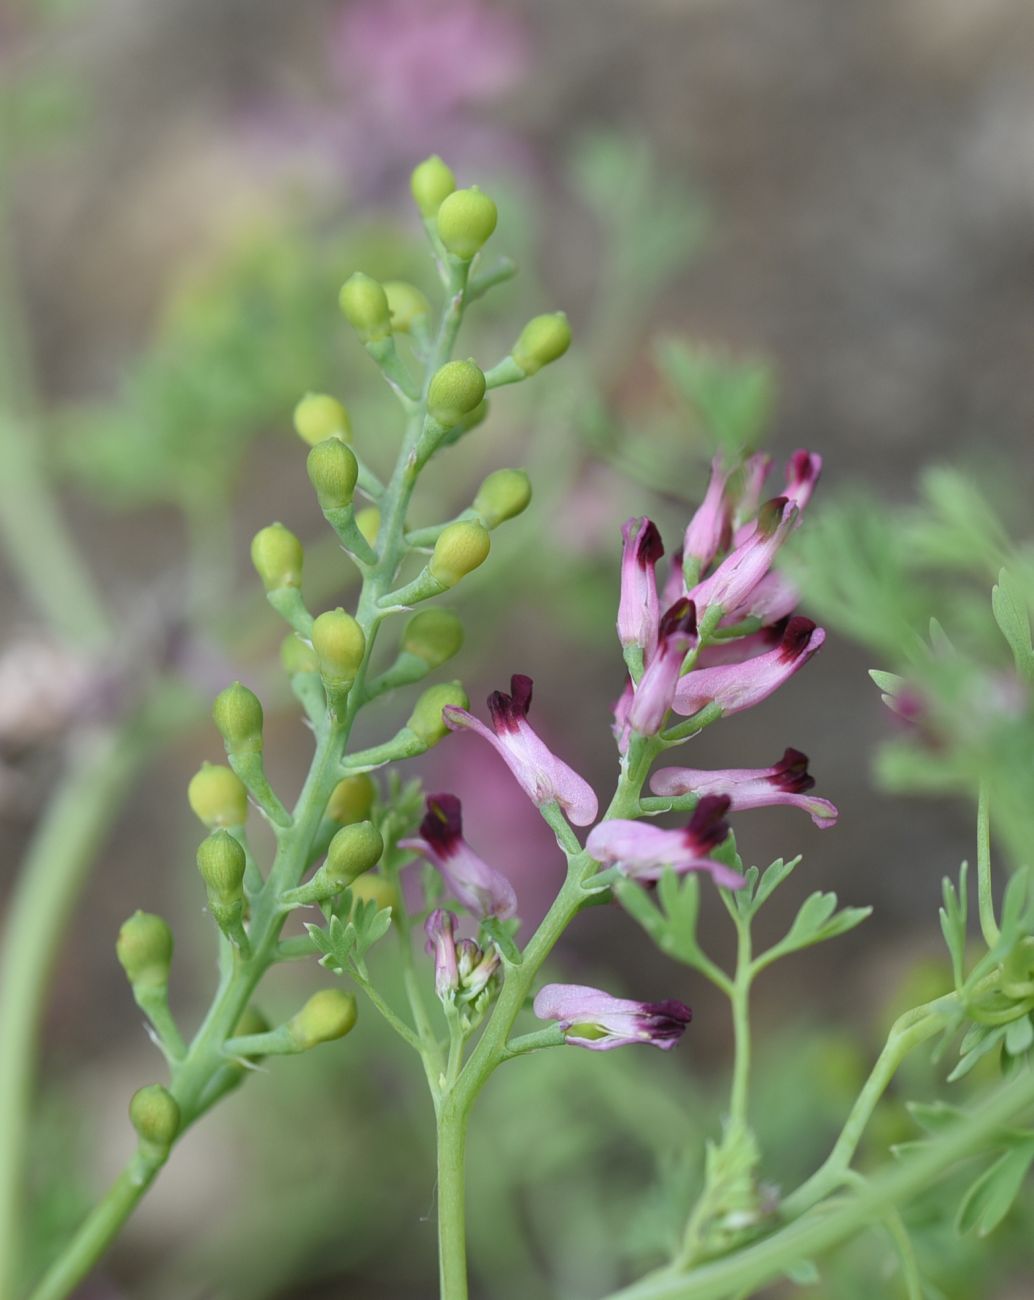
top-left (287, 988), bottom-right (358, 1050)
top-left (402, 608), bottom-right (464, 668)
top-left (280, 633), bottom-right (319, 676)
top-left (311, 608), bottom-right (365, 686)
top-left (408, 681), bottom-right (469, 747)
top-left (251, 523), bottom-right (303, 592)
top-left (307, 438), bottom-right (358, 510)
top-left (339, 272), bottom-right (391, 342)
top-left (411, 154), bottom-right (456, 218)
top-left (429, 521), bottom-right (491, 588)
top-left (383, 280), bottom-right (431, 333)
top-left (116, 911), bottom-right (173, 991)
top-left (196, 830), bottom-right (246, 906)
top-left (356, 507), bottom-right (380, 547)
top-left (293, 392), bottom-right (351, 446)
top-left (129, 1084), bottom-right (180, 1149)
top-left (350, 873), bottom-right (397, 913)
top-left (428, 359), bottom-right (486, 428)
top-left (436, 187), bottom-right (497, 260)
top-left (327, 773), bottom-right (376, 825)
top-left (187, 763), bottom-right (248, 828)
top-left (325, 820), bottom-right (384, 887)
top-left (512, 312), bottom-right (572, 375)
top-left (212, 683), bottom-right (264, 756)
top-left (473, 468), bottom-right (532, 528)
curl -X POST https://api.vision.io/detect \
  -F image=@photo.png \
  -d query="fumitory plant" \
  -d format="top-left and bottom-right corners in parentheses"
top-left (6, 153), bottom-right (1034, 1300)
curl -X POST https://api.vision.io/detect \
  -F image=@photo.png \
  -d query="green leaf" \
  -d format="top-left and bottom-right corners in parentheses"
top-left (481, 916), bottom-right (523, 967)
top-left (948, 1024), bottom-right (1007, 1082)
top-left (756, 892), bottom-right (871, 970)
top-left (1004, 1014), bottom-right (1034, 1057)
top-left (784, 1259), bottom-right (820, 1285)
top-left (907, 1099), bottom-right (967, 1135)
top-left (614, 878), bottom-right (668, 946)
top-left (955, 1142), bottom-right (1034, 1236)
top-left (939, 862), bottom-right (969, 988)
top-left (657, 869), bottom-right (703, 961)
top-left (992, 568), bottom-right (1034, 682)
top-left (868, 668), bottom-right (907, 696)
top-left (753, 856), bottom-right (802, 911)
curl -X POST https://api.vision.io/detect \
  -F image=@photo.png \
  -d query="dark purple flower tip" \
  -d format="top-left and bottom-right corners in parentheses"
top-left (486, 673), bottom-right (534, 732)
top-left (787, 450), bottom-right (821, 487)
top-left (659, 598), bottom-right (698, 640)
top-left (641, 999), bottom-right (694, 1040)
top-left (769, 747), bottom-right (816, 793)
top-left (755, 495), bottom-right (791, 539)
top-left (634, 518), bottom-right (665, 568)
top-left (685, 794), bottom-right (732, 854)
top-left (762, 615), bottom-right (791, 644)
top-left (779, 617), bottom-right (819, 662)
top-left (420, 793), bottom-right (463, 853)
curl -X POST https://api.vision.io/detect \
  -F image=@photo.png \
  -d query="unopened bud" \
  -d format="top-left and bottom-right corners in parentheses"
top-left (327, 773), bottom-right (376, 825)
top-left (325, 820), bottom-right (384, 888)
top-left (293, 392), bottom-right (351, 446)
top-left (473, 468), bottom-right (532, 528)
top-left (408, 681), bottom-right (469, 747)
top-left (436, 187), bottom-right (497, 260)
top-left (251, 523), bottom-right (303, 592)
top-left (429, 522), bottom-right (490, 588)
top-left (212, 683), bottom-right (264, 756)
top-left (428, 360), bottom-right (486, 428)
top-left (311, 608), bottom-right (365, 686)
top-left (116, 912), bottom-right (173, 991)
top-left (512, 312), bottom-right (571, 375)
top-left (188, 762), bottom-right (248, 828)
top-left (411, 154), bottom-right (456, 218)
top-left (402, 608), bottom-right (464, 668)
top-left (196, 830), bottom-right (246, 906)
top-left (129, 1084), bottom-right (180, 1150)
top-left (280, 633), bottom-right (319, 676)
top-left (350, 873), bottom-right (398, 913)
top-left (287, 988), bottom-right (358, 1049)
top-left (383, 280), bottom-right (431, 333)
top-left (339, 272), bottom-right (391, 342)
top-left (356, 507), bottom-right (380, 547)
top-left (307, 438), bottom-right (358, 510)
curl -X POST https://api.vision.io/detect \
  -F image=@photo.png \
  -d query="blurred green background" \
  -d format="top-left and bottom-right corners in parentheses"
top-left (2, 0), bottom-right (1034, 1296)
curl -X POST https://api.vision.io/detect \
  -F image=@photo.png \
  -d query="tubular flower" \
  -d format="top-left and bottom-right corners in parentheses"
top-left (586, 795), bottom-right (744, 888)
top-left (455, 938), bottom-right (500, 1000)
top-left (617, 517), bottom-right (664, 662)
top-left (673, 617), bottom-right (825, 718)
top-left (533, 983), bottom-right (692, 1051)
top-left (733, 452), bottom-right (773, 529)
top-left (682, 456), bottom-right (732, 576)
top-left (651, 747), bottom-right (839, 828)
top-left (690, 497), bottom-right (797, 620)
top-left (695, 619), bottom-right (789, 669)
top-left (401, 794), bottom-right (517, 919)
top-left (443, 675), bottom-right (598, 826)
top-left (424, 909), bottom-right (459, 998)
top-left (626, 599), bottom-right (698, 737)
top-left (721, 570), bottom-right (799, 627)
top-left (661, 546), bottom-right (686, 609)
top-left (784, 449), bottom-right (822, 513)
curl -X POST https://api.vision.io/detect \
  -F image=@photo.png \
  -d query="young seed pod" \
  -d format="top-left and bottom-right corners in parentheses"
top-left (129, 1084), bottom-right (180, 1150)
top-left (429, 522), bottom-right (491, 588)
top-left (338, 272), bottom-right (391, 342)
top-left (427, 360), bottom-right (486, 428)
top-left (408, 681), bottom-right (470, 747)
top-left (383, 281), bottom-right (431, 333)
top-left (356, 507), bottom-right (380, 547)
top-left (411, 154), bottom-right (456, 217)
top-left (324, 820), bottom-right (384, 887)
top-left (293, 392), bottom-right (351, 446)
top-left (212, 683), bottom-right (264, 756)
top-left (402, 608), bottom-right (464, 669)
top-left (473, 468), bottom-right (532, 529)
top-left (327, 773), bottom-right (376, 825)
top-left (287, 989), bottom-right (358, 1050)
top-left (196, 830), bottom-right (246, 907)
top-left (307, 438), bottom-right (359, 510)
top-left (349, 873), bottom-right (398, 913)
top-left (311, 608), bottom-right (366, 687)
top-left (512, 312), bottom-right (572, 375)
top-left (251, 523), bottom-right (303, 592)
top-left (187, 762), bottom-right (248, 828)
top-left (280, 634), bottom-right (319, 676)
top-left (436, 187), bottom-right (497, 259)
top-left (116, 912), bottom-right (173, 992)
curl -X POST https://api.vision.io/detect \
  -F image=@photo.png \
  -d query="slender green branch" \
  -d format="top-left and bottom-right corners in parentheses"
top-left (726, 905), bottom-right (753, 1138)
top-left (350, 971), bottom-right (423, 1052)
top-left (976, 781), bottom-right (999, 948)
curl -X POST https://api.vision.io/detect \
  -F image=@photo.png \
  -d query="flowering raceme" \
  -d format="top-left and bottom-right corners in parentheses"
top-left (401, 793), bottom-right (517, 919)
top-left (533, 984), bottom-right (693, 1051)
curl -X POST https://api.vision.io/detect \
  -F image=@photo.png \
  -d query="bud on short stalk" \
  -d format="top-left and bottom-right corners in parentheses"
top-left (473, 468), bottom-right (532, 528)
top-left (293, 393), bottom-right (351, 446)
top-left (512, 312), bottom-right (571, 375)
top-left (411, 154), bottom-right (456, 218)
top-left (116, 912), bottom-right (173, 992)
top-left (196, 830), bottom-right (249, 951)
top-left (212, 682), bottom-right (264, 757)
top-left (408, 682), bottom-right (469, 748)
top-left (287, 989), bottom-right (358, 1050)
top-left (187, 762), bottom-right (248, 828)
top-left (427, 360), bottom-right (486, 429)
top-left (307, 438), bottom-right (358, 511)
top-left (282, 821), bottom-right (384, 906)
top-left (251, 523), bottom-right (303, 592)
top-left (383, 280), bottom-right (431, 334)
top-left (129, 1085), bottom-right (180, 1155)
top-left (338, 272), bottom-right (392, 343)
top-left (280, 633), bottom-right (319, 677)
top-left (436, 187), bottom-right (498, 260)
top-left (327, 773), bottom-right (376, 825)
top-left (311, 609), bottom-right (366, 703)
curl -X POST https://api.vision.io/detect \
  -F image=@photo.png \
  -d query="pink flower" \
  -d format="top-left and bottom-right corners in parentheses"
top-left (651, 748), bottom-right (838, 828)
top-left (401, 793), bottom-right (517, 919)
top-left (682, 456), bottom-right (733, 577)
top-left (443, 675), bottom-right (598, 826)
top-left (694, 619), bottom-right (789, 669)
top-left (673, 617), bottom-right (825, 717)
top-left (733, 452), bottom-right (773, 531)
top-left (425, 909), bottom-right (459, 998)
top-left (689, 497), bottom-right (797, 620)
top-left (617, 517), bottom-right (664, 663)
top-left (784, 450), bottom-right (822, 513)
top-left (533, 983), bottom-right (692, 1051)
top-left (626, 599), bottom-right (698, 737)
top-left (586, 796), bottom-right (744, 888)
top-left (721, 570), bottom-right (800, 627)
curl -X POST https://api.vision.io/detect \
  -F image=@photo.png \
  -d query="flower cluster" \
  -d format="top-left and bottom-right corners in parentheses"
top-left (407, 451), bottom-right (836, 1052)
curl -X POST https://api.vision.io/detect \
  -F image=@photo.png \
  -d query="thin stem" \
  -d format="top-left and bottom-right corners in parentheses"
top-left (437, 1101), bottom-right (470, 1300)
top-left (976, 780), bottom-right (999, 948)
top-left (727, 908), bottom-right (753, 1137)
top-left (350, 972), bottom-right (423, 1052)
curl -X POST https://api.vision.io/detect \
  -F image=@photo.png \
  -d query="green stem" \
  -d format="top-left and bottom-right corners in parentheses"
top-left (976, 780), bottom-right (999, 948)
top-left (0, 723), bottom-right (150, 1300)
top-left (437, 1100), bottom-right (470, 1300)
top-left (727, 909), bottom-right (753, 1137)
